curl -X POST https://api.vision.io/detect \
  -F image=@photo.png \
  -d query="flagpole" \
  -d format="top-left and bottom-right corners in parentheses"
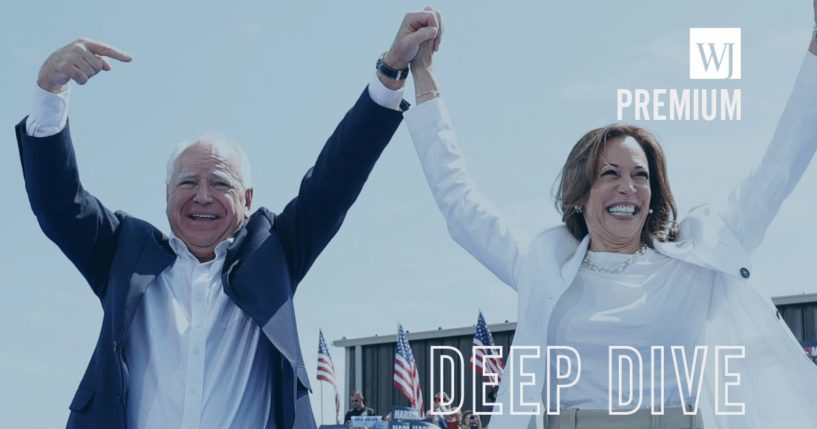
top-left (321, 381), bottom-right (324, 426)
top-left (335, 385), bottom-right (340, 424)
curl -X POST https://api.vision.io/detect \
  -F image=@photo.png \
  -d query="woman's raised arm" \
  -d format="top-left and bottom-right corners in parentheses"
top-left (404, 33), bottom-right (529, 290)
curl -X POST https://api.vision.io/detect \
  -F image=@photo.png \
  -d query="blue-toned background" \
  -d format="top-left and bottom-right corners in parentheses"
top-left (2, 1), bottom-right (815, 425)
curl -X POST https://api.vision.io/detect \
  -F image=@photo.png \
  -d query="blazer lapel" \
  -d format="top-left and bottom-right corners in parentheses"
top-left (219, 211), bottom-right (305, 375)
top-left (115, 233), bottom-right (176, 344)
top-left (221, 214), bottom-right (271, 288)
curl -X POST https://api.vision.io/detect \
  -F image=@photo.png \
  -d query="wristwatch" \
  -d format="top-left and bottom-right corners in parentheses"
top-left (376, 53), bottom-right (409, 81)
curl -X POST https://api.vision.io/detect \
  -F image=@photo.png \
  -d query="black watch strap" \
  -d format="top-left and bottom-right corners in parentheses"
top-left (376, 54), bottom-right (409, 81)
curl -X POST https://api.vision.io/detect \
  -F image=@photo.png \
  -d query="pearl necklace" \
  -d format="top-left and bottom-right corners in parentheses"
top-left (581, 244), bottom-right (648, 274)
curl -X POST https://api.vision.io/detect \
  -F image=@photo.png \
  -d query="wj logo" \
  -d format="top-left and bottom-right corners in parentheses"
top-left (689, 28), bottom-right (741, 80)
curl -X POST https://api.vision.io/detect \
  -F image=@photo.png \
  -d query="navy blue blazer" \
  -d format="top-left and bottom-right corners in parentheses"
top-left (16, 88), bottom-right (406, 429)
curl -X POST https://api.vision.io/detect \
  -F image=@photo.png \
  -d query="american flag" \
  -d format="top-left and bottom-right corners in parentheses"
top-left (471, 311), bottom-right (505, 381)
top-left (317, 330), bottom-right (341, 423)
top-left (394, 324), bottom-right (425, 415)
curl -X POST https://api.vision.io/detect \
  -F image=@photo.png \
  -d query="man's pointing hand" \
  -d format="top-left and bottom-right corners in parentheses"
top-left (37, 38), bottom-right (132, 94)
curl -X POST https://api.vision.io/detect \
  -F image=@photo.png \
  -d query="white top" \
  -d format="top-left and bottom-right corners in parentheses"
top-left (24, 74), bottom-right (405, 428)
top-left (125, 235), bottom-right (273, 429)
top-left (548, 248), bottom-right (712, 409)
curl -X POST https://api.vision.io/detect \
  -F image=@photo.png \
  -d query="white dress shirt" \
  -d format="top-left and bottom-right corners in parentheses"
top-left (25, 74), bottom-right (404, 428)
top-left (126, 235), bottom-right (274, 429)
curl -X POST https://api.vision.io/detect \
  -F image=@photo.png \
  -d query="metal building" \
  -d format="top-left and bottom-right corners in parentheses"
top-left (333, 322), bottom-right (515, 416)
top-left (773, 293), bottom-right (817, 342)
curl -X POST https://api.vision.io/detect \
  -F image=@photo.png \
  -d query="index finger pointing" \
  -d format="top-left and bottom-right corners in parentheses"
top-left (83, 39), bottom-right (133, 62)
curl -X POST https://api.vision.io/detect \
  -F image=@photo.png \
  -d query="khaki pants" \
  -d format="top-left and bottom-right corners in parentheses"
top-left (545, 407), bottom-right (703, 429)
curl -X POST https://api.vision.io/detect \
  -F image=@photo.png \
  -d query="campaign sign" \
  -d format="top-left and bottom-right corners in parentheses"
top-left (388, 421), bottom-right (438, 429)
top-left (388, 406), bottom-right (438, 429)
top-left (352, 416), bottom-right (383, 427)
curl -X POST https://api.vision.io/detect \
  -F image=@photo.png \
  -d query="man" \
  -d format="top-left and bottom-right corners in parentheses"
top-left (16, 9), bottom-right (442, 429)
top-left (343, 391), bottom-right (376, 424)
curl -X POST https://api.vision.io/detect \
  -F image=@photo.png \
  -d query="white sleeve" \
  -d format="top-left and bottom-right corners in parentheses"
top-left (404, 98), bottom-right (528, 289)
top-left (366, 73), bottom-right (404, 111)
top-left (721, 53), bottom-right (817, 254)
top-left (25, 85), bottom-right (70, 137)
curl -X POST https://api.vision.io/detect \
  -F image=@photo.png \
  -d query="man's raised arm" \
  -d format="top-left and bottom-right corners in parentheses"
top-left (26, 38), bottom-right (131, 137)
top-left (274, 9), bottom-right (443, 288)
top-left (17, 38), bottom-right (132, 298)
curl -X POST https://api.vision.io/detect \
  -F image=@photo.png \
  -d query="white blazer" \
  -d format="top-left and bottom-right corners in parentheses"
top-left (404, 53), bottom-right (817, 429)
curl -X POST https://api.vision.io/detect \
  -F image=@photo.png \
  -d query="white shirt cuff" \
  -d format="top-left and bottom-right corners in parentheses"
top-left (367, 73), bottom-right (404, 111)
top-left (26, 84), bottom-right (70, 138)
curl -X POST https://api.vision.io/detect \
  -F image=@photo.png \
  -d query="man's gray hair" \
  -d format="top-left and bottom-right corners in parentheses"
top-left (165, 131), bottom-right (253, 189)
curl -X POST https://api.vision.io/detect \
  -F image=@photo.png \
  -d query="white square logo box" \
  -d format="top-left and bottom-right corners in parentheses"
top-left (689, 28), bottom-right (741, 80)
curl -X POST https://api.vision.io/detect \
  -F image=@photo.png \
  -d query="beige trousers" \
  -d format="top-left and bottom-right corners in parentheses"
top-left (545, 407), bottom-right (703, 429)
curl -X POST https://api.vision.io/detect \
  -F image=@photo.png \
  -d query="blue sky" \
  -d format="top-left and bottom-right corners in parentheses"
top-left (2, 0), bottom-right (816, 426)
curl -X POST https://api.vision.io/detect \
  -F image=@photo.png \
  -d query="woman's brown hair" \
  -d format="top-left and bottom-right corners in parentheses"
top-left (554, 124), bottom-right (678, 245)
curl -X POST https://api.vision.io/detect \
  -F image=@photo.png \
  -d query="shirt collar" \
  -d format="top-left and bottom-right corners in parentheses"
top-left (168, 232), bottom-right (234, 261)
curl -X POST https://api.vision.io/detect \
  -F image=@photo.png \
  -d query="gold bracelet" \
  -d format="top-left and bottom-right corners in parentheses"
top-left (416, 89), bottom-right (440, 98)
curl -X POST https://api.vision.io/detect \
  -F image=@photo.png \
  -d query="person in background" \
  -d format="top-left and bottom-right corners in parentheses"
top-left (460, 411), bottom-right (483, 429)
top-left (444, 410), bottom-right (461, 429)
top-left (344, 391), bottom-right (377, 425)
top-left (425, 392), bottom-right (458, 429)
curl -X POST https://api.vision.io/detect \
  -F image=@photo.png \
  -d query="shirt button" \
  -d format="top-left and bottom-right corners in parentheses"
top-left (739, 267), bottom-right (750, 278)
top-left (193, 348), bottom-right (201, 355)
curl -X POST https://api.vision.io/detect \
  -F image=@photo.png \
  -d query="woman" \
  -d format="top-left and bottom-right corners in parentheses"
top-left (427, 392), bottom-right (461, 429)
top-left (460, 410), bottom-right (483, 429)
top-left (403, 5), bottom-right (817, 429)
